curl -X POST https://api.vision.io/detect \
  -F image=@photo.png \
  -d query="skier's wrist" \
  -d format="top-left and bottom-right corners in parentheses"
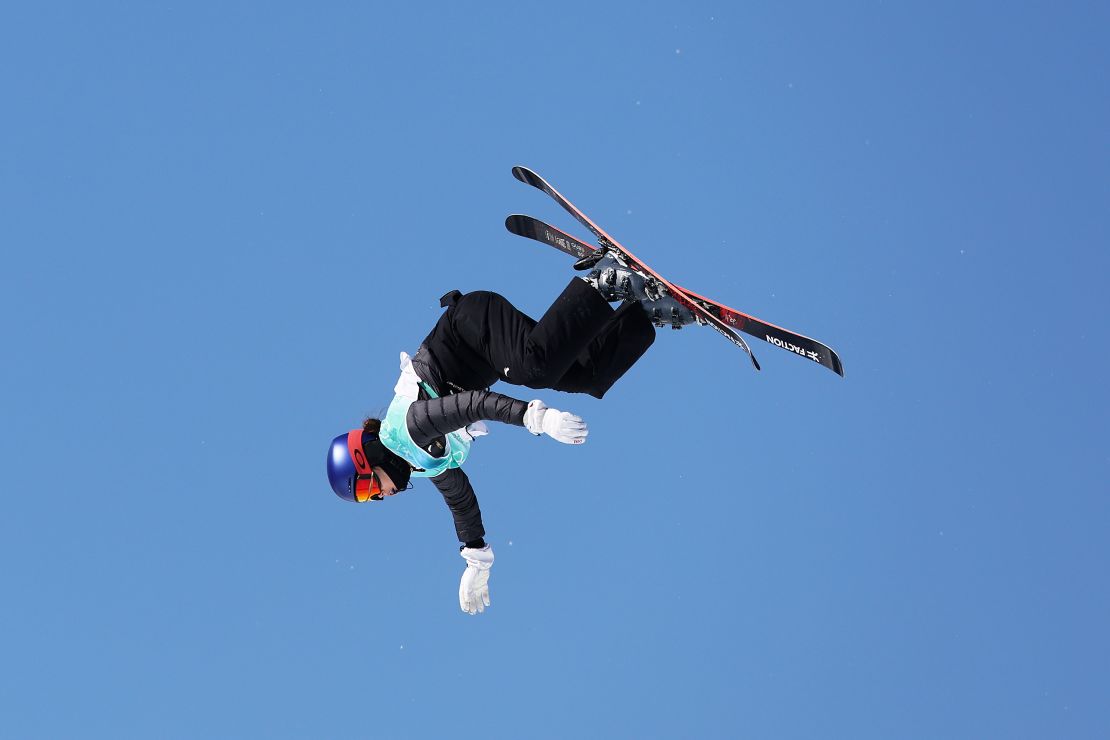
top-left (462, 538), bottom-right (486, 550)
top-left (523, 400), bottom-right (548, 435)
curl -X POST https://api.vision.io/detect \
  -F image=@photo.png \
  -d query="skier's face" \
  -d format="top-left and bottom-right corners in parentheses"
top-left (352, 467), bottom-right (399, 501)
top-left (371, 466), bottom-right (400, 498)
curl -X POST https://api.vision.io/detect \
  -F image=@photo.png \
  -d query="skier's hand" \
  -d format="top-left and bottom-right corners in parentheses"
top-left (459, 545), bottom-right (494, 615)
top-left (523, 400), bottom-right (588, 445)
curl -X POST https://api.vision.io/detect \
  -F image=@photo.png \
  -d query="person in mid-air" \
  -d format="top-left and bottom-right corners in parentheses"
top-left (326, 252), bottom-right (694, 614)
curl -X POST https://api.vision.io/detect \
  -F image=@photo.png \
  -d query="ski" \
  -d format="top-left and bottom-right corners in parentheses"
top-left (506, 180), bottom-right (844, 377)
top-left (505, 214), bottom-right (594, 260)
top-left (679, 284), bottom-right (844, 376)
top-left (511, 166), bottom-right (761, 371)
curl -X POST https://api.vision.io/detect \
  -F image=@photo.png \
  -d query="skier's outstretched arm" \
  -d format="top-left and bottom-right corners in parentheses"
top-left (431, 467), bottom-right (485, 547)
top-left (408, 391), bottom-right (526, 446)
top-left (432, 467), bottom-right (494, 616)
top-left (408, 391), bottom-right (588, 446)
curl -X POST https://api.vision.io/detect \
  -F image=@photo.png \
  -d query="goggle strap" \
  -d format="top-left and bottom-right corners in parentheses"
top-left (346, 430), bottom-right (373, 475)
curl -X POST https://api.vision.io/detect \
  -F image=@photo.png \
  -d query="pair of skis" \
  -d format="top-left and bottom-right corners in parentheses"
top-left (506, 166), bottom-right (844, 377)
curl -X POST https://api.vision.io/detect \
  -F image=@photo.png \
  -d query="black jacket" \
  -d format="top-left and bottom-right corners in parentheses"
top-left (407, 345), bottom-right (529, 545)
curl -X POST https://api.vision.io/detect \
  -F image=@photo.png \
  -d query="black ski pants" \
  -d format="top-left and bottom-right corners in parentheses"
top-left (424, 278), bottom-right (655, 399)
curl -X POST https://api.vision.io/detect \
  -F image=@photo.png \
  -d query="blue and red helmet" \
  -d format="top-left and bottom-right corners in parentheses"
top-left (327, 429), bottom-right (412, 502)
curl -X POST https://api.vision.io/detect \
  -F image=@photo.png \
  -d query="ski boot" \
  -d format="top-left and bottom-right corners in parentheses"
top-left (578, 250), bottom-right (698, 330)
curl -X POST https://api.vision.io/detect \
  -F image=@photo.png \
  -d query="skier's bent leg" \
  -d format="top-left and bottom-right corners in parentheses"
top-left (510, 279), bottom-right (617, 390)
top-left (447, 280), bottom-right (614, 390)
top-left (554, 298), bottom-right (656, 399)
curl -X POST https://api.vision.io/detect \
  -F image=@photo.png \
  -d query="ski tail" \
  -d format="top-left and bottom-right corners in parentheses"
top-left (505, 214), bottom-right (596, 260)
top-left (512, 166), bottom-right (621, 248)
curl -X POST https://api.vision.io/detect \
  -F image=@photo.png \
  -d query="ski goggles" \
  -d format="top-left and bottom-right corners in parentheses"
top-left (354, 471), bottom-right (387, 502)
top-left (345, 430), bottom-right (387, 502)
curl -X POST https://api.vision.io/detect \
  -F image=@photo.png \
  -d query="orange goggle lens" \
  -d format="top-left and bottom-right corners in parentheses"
top-left (354, 473), bottom-right (382, 502)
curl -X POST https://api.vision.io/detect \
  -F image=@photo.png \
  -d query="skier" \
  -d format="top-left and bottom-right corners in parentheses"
top-left (325, 253), bottom-right (695, 614)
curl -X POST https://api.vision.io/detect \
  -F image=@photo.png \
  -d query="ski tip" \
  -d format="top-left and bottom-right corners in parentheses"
top-left (511, 165), bottom-right (540, 186)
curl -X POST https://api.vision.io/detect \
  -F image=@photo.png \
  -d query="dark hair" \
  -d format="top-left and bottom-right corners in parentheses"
top-left (362, 417), bottom-right (381, 436)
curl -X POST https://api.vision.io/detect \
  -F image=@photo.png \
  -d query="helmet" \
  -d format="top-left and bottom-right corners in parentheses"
top-left (327, 429), bottom-right (412, 502)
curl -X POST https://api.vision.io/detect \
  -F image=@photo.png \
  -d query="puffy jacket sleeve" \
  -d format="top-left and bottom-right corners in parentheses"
top-left (406, 390), bottom-right (528, 448)
top-left (430, 467), bottom-right (484, 544)
top-left (407, 390), bottom-right (527, 546)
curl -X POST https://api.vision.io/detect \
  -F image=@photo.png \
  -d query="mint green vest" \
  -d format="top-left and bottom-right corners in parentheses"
top-left (379, 382), bottom-right (472, 477)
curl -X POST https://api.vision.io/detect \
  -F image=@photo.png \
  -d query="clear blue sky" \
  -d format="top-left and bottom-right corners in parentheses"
top-left (2, 2), bottom-right (1107, 738)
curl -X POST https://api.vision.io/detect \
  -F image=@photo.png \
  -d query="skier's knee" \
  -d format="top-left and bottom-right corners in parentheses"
top-left (518, 356), bottom-right (562, 389)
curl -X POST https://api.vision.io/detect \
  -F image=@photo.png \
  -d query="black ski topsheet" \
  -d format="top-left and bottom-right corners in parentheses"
top-left (505, 214), bottom-right (594, 260)
top-left (505, 212), bottom-right (844, 377)
top-left (512, 167), bottom-right (761, 371)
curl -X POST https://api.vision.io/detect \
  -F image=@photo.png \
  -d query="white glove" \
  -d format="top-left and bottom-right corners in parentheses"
top-left (394, 351), bottom-right (421, 399)
top-left (458, 421), bottom-right (489, 442)
top-left (523, 400), bottom-right (588, 445)
top-left (459, 545), bottom-right (494, 615)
